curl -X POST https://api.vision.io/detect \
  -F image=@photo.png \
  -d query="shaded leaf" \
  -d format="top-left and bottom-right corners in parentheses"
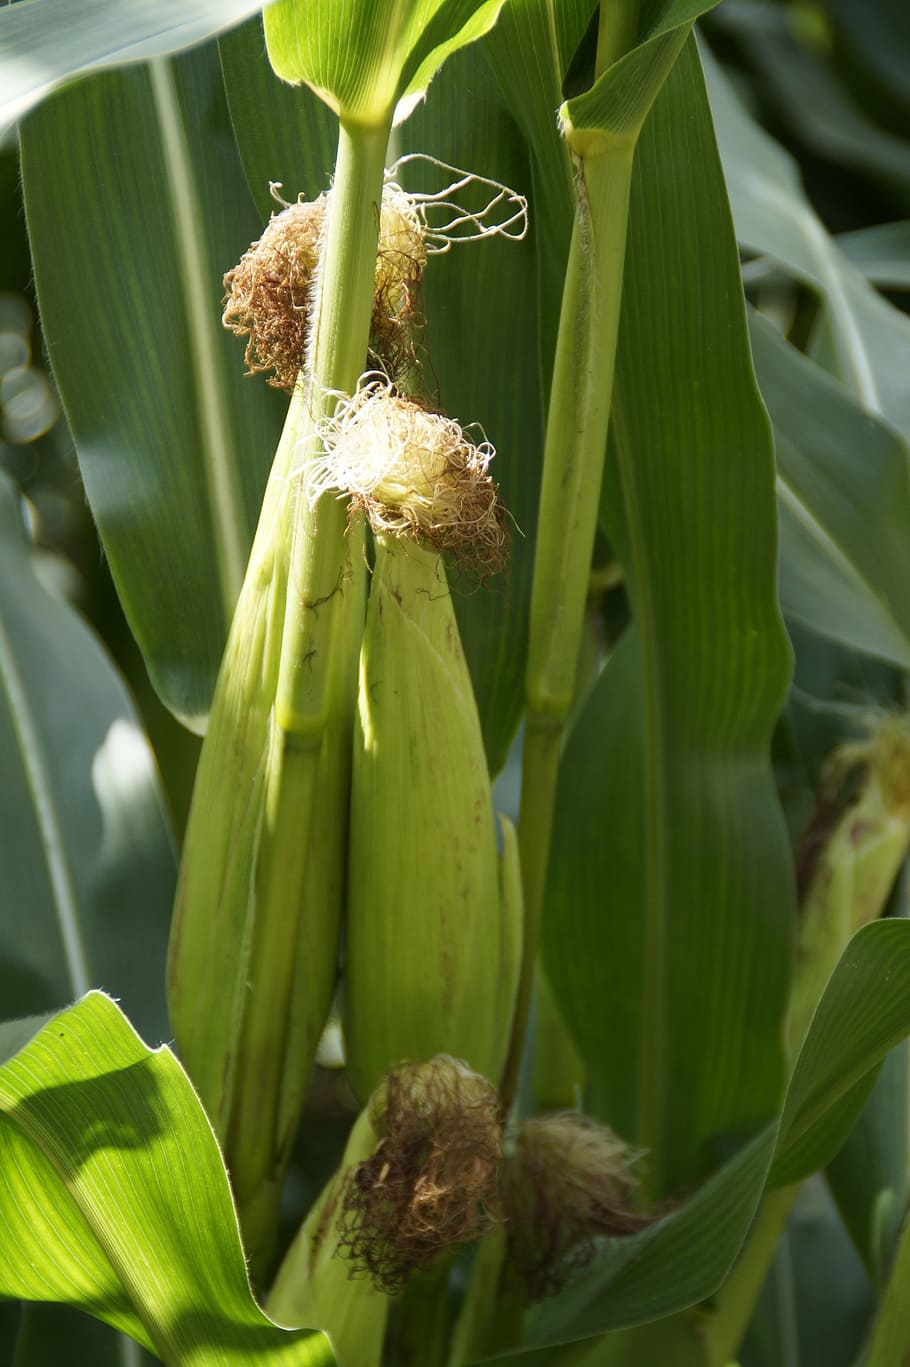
top-left (475, 921), bottom-right (910, 1354)
top-left (771, 921), bottom-right (910, 1185)
top-left (21, 44), bottom-right (285, 730)
top-left (219, 17), bottom-right (337, 219)
top-left (837, 221), bottom-right (910, 291)
top-left (0, 471), bottom-right (174, 1041)
top-left (702, 41), bottom-right (910, 437)
top-left (748, 311), bottom-right (910, 670)
top-left (827, 1036), bottom-right (909, 1287)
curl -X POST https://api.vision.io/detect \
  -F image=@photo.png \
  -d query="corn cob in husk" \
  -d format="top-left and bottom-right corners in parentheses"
top-left (268, 1058), bottom-right (502, 1367)
top-left (345, 535), bottom-right (520, 1100)
top-left (309, 380), bottom-right (518, 1099)
top-left (787, 714), bottom-right (910, 1055)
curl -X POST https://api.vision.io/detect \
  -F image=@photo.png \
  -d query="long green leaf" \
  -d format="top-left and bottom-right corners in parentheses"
top-left (20, 43), bottom-right (285, 730)
top-left (0, 472), bottom-right (174, 1042)
top-left (544, 37), bottom-right (794, 1196)
top-left (0, 0), bottom-right (266, 136)
top-left (772, 921), bottom-right (910, 1186)
top-left (702, 41), bottom-right (910, 437)
top-left (827, 1041), bottom-right (909, 1286)
top-left (0, 992), bottom-right (333, 1366)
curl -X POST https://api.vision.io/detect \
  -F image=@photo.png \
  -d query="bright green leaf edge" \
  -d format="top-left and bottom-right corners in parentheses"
top-left (0, 991), bottom-right (333, 1366)
top-left (474, 920), bottom-right (910, 1357)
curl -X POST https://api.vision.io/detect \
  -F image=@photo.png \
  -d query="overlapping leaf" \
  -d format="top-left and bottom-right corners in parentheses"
top-left (263, 0), bottom-right (505, 126)
top-left (472, 921), bottom-right (910, 1357)
top-left (0, 471), bottom-right (174, 1041)
top-left (0, 992), bottom-right (333, 1366)
top-left (20, 44), bottom-right (286, 730)
top-left (0, 0), bottom-right (266, 137)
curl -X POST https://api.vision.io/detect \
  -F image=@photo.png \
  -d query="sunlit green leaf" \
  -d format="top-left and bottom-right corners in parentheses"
top-left (263, 0), bottom-right (505, 126)
top-left (0, 0), bottom-right (266, 136)
top-left (0, 991), bottom-right (334, 1365)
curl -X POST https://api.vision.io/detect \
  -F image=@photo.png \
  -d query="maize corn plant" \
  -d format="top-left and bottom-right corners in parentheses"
top-left (2, 0), bottom-right (910, 1362)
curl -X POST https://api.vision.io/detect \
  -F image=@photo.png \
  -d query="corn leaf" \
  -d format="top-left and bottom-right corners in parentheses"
top-left (13, 1303), bottom-right (158, 1366)
top-left (560, 0), bottom-right (725, 144)
top-left (837, 221), bottom-right (910, 291)
top-left (263, 0), bottom-right (505, 126)
top-left (0, 0), bottom-right (265, 137)
top-left (0, 471), bottom-right (174, 1042)
top-left (826, 1042), bottom-right (909, 1286)
top-left (0, 991), bottom-right (334, 1366)
top-left (703, 42), bottom-right (910, 439)
top-left (544, 38), bottom-right (794, 1196)
top-left (750, 311), bottom-right (910, 670)
top-left (477, 920), bottom-right (910, 1355)
top-left (20, 43), bottom-right (285, 731)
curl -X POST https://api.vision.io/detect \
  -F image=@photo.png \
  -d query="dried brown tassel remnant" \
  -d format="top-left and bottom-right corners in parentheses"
top-left (501, 1114), bottom-right (651, 1301)
top-left (222, 187), bottom-right (426, 391)
top-left (337, 1057), bottom-right (503, 1294)
top-left (309, 378), bottom-right (509, 576)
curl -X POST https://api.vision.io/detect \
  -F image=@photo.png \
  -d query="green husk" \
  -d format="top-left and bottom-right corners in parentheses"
top-left (344, 536), bottom-right (521, 1100)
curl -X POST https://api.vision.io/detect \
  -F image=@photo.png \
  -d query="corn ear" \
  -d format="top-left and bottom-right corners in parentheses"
top-left (344, 537), bottom-right (520, 1100)
top-left (787, 715), bottom-right (910, 1056)
top-left (167, 389), bottom-right (358, 1263)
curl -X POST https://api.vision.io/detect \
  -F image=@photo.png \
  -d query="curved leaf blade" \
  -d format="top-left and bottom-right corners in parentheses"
top-left (20, 45), bottom-right (285, 730)
top-left (702, 41), bottom-right (910, 438)
top-left (772, 921), bottom-right (910, 1186)
top-left (749, 312), bottom-right (910, 670)
top-left (0, 992), bottom-right (334, 1365)
top-left (0, 0), bottom-right (266, 136)
top-left (0, 472), bottom-right (174, 1042)
top-left (545, 38), bottom-right (794, 1196)
top-left (481, 921), bottom-right (910, 1354)
top-left (263, 0), bottom-right (505, 126)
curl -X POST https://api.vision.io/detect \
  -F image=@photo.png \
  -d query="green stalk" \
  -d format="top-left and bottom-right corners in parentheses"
top-left (222, 117), bottom-right (390, 1250)
top-left (502, 132), bottom-right (636, 1108)
top-left (863, 1199), bottom-right (910, 1367)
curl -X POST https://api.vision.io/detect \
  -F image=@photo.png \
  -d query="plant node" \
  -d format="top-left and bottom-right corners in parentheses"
top-left (337, 1057), bottom-right (502, 1294)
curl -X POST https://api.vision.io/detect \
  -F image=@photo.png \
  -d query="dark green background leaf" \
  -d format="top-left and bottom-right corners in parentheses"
top-left (21, 43), bottom-right (286, 730)
top-left (0, 472), bottom-right (174, 1041)
top-left (545, 38), bottom-right (794, 1196)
